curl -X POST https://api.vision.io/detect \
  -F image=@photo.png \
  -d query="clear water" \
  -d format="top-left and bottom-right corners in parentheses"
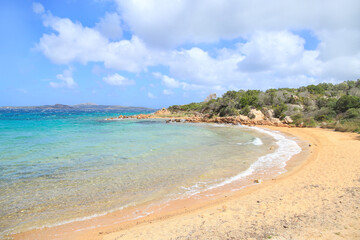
top-left (0, 109), bottom-right (292, 236)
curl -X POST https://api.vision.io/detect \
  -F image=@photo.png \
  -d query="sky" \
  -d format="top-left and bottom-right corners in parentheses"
top-left (0, 0), bottom-right (359, 108)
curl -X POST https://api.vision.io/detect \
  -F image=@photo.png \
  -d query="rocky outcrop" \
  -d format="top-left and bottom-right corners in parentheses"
top-left (249, 109), bottom-right (265, 121)
top-left (283, 116), bottom-right (293, 124)
top-left (183, 116), bottom-right (290, 127)
top-left (105, 109), bottom-right (292, 127)
top-left (154, 108), bottom-right (171, 116)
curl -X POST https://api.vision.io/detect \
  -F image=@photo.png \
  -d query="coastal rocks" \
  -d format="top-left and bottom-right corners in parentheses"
top-left (262, 108), bottom-right (275, 119)
top-left (166, 119), bottom-right (183, 123)
top-left (249, 109), bottom-right (265, 121)
top-left (283, 116), bottom-right (293, 124)
top-left (105, 110), bottom-right (292, 128)
top-left (136, 114), bottom-right (151, 119)
top-left (154, 108), bottom-right (171, 116)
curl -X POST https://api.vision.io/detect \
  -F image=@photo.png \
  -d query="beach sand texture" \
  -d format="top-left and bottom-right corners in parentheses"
top-left (14, 127), bottom-right (360, 240)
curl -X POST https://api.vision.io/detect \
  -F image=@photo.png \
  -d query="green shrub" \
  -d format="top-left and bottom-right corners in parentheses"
top-left (344, 108), bottom-right (360, 119)
top-left (335, 95), bottom-right (360, 113)
top-left (273, 103), bottom-right (288, 119)
top-left (314, 107), bottom-right (336, 121)
top-left (303, 117), bottom-right (317, 127)
top-left (240, 105), bottom-right (251, 115)
top-left (334, 119), bottom-right (360, 133)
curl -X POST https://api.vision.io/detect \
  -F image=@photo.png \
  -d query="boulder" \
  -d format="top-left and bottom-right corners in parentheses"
top-left (154, 108), bottom-right (171, 116)
top-left (283, 116), bottom-right (293, 124)
top-left (262, 108), bottom-right (274, 119)
top-left (249, 109), bottom-right (265, 121)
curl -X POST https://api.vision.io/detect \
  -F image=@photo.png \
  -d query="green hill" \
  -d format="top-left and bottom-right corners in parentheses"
top-left (169, 79), bottom-right (360, 133)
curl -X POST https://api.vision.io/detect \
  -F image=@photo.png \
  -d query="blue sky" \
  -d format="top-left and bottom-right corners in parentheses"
top-left (0, 0), bottom-right (359, 108)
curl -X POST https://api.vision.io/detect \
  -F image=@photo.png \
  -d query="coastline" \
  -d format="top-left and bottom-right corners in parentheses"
top-left (12, 126), bottom-right (360, 240)
top-left (98, 127), bottom-right (360, 240)
top-left (12, 124), bottom-right (305, 240)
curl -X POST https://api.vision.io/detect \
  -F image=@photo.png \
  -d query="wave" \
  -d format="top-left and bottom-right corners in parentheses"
top-left (186, 125), bottom-right (301, 193)
top-left (237, 137), bottom-right (263, 146)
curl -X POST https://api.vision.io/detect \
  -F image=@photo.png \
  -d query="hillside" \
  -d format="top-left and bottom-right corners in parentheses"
top-left (169, 79), bottom-right (360, 133)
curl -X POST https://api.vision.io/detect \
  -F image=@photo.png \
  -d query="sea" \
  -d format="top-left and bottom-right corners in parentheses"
top-left (0, 109), bottom-right (301, 237)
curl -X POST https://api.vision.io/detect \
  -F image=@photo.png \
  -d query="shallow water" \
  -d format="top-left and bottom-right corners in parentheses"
top-left (0, 109), bottom-right (298, 237)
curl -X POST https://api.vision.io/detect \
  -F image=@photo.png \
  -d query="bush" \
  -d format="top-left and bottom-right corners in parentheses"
top-left (303, 117), bottom-right (317, 127)
top-left (335, 95), bottom-right (360, 113)
top-left (314, 107), bottom-right (336, 121)
top-left (306, 84), bottom-right (325, 94)
top-left (240, 105), bottom-right (251, 115)
top-left (219, 106), bottom-right (238, 117)
top-left (344, 108), bottom-right (360, 119)
top-left (334, 119), bottom-right (360, 133)
top-left (291, 113), bottom-right (304, 126)
top-left (273, 103), bottom-right (288, 119)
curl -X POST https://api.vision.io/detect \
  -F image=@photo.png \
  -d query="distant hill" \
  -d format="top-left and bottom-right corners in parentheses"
top-left (0, 103), bottom-right (155, 112)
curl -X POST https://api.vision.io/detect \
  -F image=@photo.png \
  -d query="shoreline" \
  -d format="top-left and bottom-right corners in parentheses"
top-left (11, 124), bottom-right (310, 240)
top-left (98, 127), bottom-right (359, 240)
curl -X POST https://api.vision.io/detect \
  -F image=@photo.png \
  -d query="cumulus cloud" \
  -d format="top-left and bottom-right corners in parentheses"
top-left (32, 2), bottom-right (44, 14)
top-left (36, 12), bottom-right (164, 72)
top-left (161, 75), bottom-right (180, 88)
top-left (103, 73), bottom-right (134, 86)
top-left (35, 1), bottom-right (360, 96)
top-left (50, 68), bottom-right (77, 88)
top-left (115, 0), bottom-right (360, 48)
top-left (95, 12), bottom-right (123, 40)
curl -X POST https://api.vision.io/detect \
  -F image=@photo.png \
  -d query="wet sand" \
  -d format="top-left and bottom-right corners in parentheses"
top-left (14, 127), bottom-right (360, 239)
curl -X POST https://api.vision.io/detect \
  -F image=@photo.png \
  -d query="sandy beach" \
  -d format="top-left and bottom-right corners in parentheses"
top-left (13, 127), bottom-right (360, 240)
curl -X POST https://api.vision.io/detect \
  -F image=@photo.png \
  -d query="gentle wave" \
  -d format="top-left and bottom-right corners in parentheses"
top-left (237, 137), bottom-right (263, 146)
top-left (185, 125), bottom-right (301, 193)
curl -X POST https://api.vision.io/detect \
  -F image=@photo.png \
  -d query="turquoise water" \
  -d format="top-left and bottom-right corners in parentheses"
top-left (0, 109), bottom-right (291, 236)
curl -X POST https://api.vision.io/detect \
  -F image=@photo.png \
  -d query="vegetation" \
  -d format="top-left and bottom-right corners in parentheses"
top-left (169, 79), bottom-right (360, 133)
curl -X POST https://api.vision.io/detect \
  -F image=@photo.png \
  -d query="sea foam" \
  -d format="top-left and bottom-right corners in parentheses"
top-left (190, 126), bottom-right (301, 192)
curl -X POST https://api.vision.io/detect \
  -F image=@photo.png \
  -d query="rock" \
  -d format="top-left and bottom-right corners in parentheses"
top-left (249, 109), bottom-right (265, 121)
top-left (262, 108), bottom-right (274, 119)
top-left (154, 108), bottom-right (171, 116)
top-left (165, 120), bottom-right (171, 123)
top-left (254, 179), bottom-right (262, 184)
top-left (283, 116), bottom-right (293, 124)
top-left (238, 115), bottom-right (249, 121)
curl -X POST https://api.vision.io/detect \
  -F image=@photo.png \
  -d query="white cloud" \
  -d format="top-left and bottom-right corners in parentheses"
top-left (161, 75), bottom-right (180, 88)
top-left (37, 14), bottom-right (108, 65)
top-left (35, 1), bottom-right (360, 95)
top-left (103, 73), bottom-right (134, 86)
top-left (163, 89), bottom-right (174, 95)
top-left (95, 12), bottom-right (123, 40)
top-left (50, 68), bottom-right (77, 88)
top-left (147, 92), bottom-right (155, 98)
top-left (238, 31), bottom-right (305, 72)
top-left (36, 12), bottom-right (164, 72)
top-left (115, 0), bottom-right (360, 48)
top-left (32, 2), bottom-right (44, 14)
